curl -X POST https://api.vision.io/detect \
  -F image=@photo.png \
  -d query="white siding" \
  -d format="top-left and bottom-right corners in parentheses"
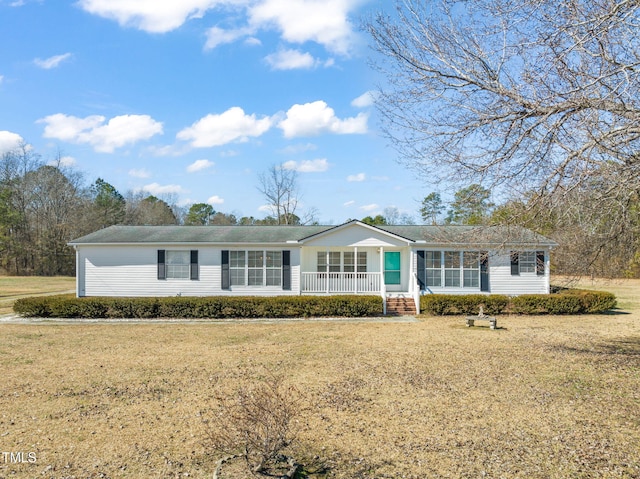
top-left (488, 250), bottom-right (550, 295)
top-left (303, 224), bottom-right (410, 248)
top-left (413, 248), bottom-right (551, 295)
top-left (78, 245), bottom-right (301, 297)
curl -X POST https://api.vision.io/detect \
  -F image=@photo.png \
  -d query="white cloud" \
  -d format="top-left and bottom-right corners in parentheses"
top-left (248, 0), bottom-right (359, 55)
top-left (0, 131), bottom-right (24, 154)
top-left (48, 156), bottom-right (77, 167)
top-left (205, 26), bottom-right (253, 50)
top-left (279, 143), bottom-right (317, 155)
top-left (177, 107), bottom-right (272, 148)
top-left (78, 0), bottom-right (361, 56)
top-left (278, 100), bottom-right (368, 138)
top-left (264, 48), bottom-right (318, 70)
top-left (187, 159), bottom-right (215, 173)
top-left (347, 172), bottom-right (366, 182)
top-left (360, 203), bottom-right (379, 212)
top-left (343, 200), bottom-right (355, 207)
top-left (142, 183), bottom-right (185, 195)
top-left (351, 90), bottom-right (377, 108)
top-left (77, 0), bottom-right (220, 33)
top-left (0, 75), bottom-right (4, 84)
top-left (282, 158), bottom-right (329, 173)
top-left (34, 53), bottom-right (72, 69)
top-left (39, 113), bottom-right (163, 153)
top-left (207, 195), bottom-right (225, 205)
top-left (129, 168), bottom-right (151, 178)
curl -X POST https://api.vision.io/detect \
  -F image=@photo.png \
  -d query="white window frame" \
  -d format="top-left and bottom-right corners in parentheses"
top-left (423, 250), bottom-right (481, 289)
top-left (519, 251), bottom-right (536, 273)
top-left (230, 250), bottom-right (283, 287)
top-left (317, 251), bottom-right (367, 273)
top-left (166, 250), bottom-right (190, 279)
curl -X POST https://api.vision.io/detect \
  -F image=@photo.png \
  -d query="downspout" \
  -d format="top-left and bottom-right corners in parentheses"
top-left (74, 245), bottom-right (80, 298)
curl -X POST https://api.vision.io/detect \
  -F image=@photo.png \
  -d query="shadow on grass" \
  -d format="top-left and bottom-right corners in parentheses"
top-left (554, 336), bottom-right (640, 360)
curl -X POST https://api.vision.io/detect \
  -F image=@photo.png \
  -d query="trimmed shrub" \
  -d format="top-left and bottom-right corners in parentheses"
top-left (421, 294), bottom-right (509, 316)
top-left (13, 294), bottom-right (383, 319)
top-left (420, 290), bottom-right (616, 316)
top-left (510, 290), bottom-right (616, 315)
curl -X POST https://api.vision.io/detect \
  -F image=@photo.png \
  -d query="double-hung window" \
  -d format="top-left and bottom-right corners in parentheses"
top-left (511, 251), bottom-right (545, 276)
top-left (463, 252), bottom-right (480, 287)
top-left (166, 251), bottom-right (190, 279)
top-left (158, 250), bottom-right (198, 280)
top-left (425, 251), bottom-right (441, 287)
top-left (420, 250), bottom-right (481, 289)
top-left (317, 251), bottom-right (367, 273)
top-left (444, 251), bottom-right (461, 287)
top-left (230, 250), bottom-right (283, 287)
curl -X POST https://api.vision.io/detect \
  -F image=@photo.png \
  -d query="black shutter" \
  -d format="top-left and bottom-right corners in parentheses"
top-left (510, 251), bottom-right (519, 275)
top-left (282, 250), bottom-right (291, 290)
top-left (190, 250), bottom-right (199, 280)
top-left (221, 250), bottom-right (230, 290)
top-left (480, 251), bottom-right (489, 292)
top-left (536, 251), bottom-right (545, 276)
top-left (157, 250), bottom-right (166, 280)
top-left (416, 250), bottom-right (426, 290)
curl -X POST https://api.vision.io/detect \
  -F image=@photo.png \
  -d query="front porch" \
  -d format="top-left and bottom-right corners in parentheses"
top-left (299, 271), bottom-right (420, 315)
top-left (300, 272), bottom-right (382, 294)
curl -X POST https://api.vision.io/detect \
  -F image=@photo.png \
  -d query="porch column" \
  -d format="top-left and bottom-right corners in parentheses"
top-left (379, 247), bottom-right (386, 314)
top-left (354, 246), bottom-right (358, 294)
top-left (325, 248), bottom-right (330, 294)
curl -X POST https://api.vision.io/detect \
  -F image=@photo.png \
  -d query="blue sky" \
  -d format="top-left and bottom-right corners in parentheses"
top-left (0, 0), bottom-right (427, 224)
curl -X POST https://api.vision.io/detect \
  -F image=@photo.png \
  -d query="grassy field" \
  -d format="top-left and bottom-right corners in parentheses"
top-left (0, 279), bottom-right (639, 478)
top-left (0, 276), bottom-right (75, 315)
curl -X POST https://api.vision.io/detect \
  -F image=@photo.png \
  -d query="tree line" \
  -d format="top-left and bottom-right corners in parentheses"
top-left (1, 145), bottom-right (638, 278)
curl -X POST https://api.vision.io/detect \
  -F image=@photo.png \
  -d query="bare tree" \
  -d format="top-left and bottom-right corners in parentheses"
top-left (366, 0), bottom-right (640, 274)
top-left (257, 165), bottom-right (300, 225)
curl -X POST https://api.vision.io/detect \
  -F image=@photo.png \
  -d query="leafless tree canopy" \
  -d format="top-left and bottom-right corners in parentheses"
top-left (257, 165), bottom-right (300, 225)
top-left (367, 0), bottom-right (640, 191)
top-left (367, 0), bottom-right (640, 276)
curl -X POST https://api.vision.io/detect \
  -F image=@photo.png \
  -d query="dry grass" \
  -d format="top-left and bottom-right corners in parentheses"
top-left (0, 279), bottom-right (639, 478)
top-left (0, 276), bottom-right (75, 315)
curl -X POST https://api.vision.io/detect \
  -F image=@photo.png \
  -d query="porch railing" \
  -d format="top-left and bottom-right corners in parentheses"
top-left (301, 272), bottom-right (381, 294)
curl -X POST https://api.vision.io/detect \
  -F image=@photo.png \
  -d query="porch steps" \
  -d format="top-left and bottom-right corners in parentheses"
top-left (385, 296), bottom-right (416, 316)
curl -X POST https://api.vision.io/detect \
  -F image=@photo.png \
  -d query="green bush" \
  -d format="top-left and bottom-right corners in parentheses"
top-left (420, 290), bottom-right (616, 316)
top-left (421, 294), bottom-right (509, 316)
top-left (510, 290), bottom-right (616, 315)
top-left (13, 295), bottom-right (383, 319)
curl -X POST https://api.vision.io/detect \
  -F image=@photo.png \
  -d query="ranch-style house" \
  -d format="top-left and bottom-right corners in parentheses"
top-left (69, 220), bottom-right (557, 314)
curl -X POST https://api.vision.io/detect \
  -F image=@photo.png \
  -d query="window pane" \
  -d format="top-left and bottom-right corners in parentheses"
top-left (463, 252), bottom-right (479, 269)
top-left (248, 251), bottom-right (264, 268)
top-left (230, 269), bottom-right (245, 286)
top-left (230, 251), bottom-right (245, 267)
top-left (329, 252), bottom-right (341, 272)
top-left (426, 251), bottom-right (441, 268)
top-left (248, 268), bottom-right (263, 286)
top-left (344, 252), bottom-right (355, 272)
top-left (520, 251), bottom-right (536, 272)
top-left (445, 269), bottom-right (460, 287)
top-left (426, 269), bottom-right (441, 287)
top-left (166, 251), bottom-right (189, 265)
top-left (166, 251), bottom-right (190, 279)
top-left (266, 268), bottom-right (281, 286)
top-left (266, 251), bottom-right (282, 267)
top-left (317, 252), bottom-right (327, 272)
top-left (357, 252), bottom-right (367, 272)
top-left (463, 270), bottom-right (479, 287)
top-left (444, 251), bottom-right (460, 268)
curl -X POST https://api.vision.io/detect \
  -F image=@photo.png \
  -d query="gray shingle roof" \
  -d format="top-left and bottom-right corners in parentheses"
top-left (69, 222), bottom-right (557, 247)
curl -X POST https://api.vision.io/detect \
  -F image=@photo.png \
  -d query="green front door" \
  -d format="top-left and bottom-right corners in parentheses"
top-left (384, 252), bottom-right (401, 285)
